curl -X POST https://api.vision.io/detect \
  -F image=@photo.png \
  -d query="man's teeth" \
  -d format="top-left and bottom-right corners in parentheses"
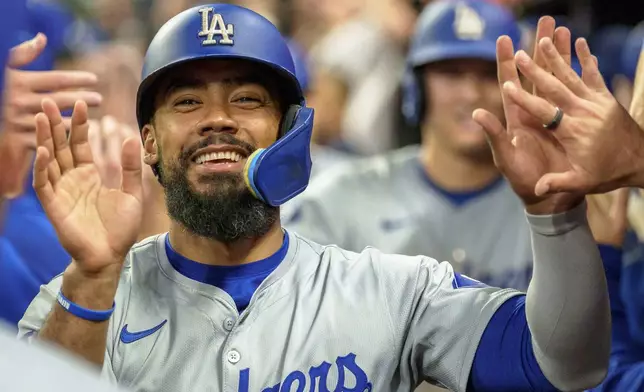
top-left (195, 151), bottom-right (242, 164)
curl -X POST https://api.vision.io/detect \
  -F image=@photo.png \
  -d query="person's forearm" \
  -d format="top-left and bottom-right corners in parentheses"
top-left (524, 201), bottom-right (610, 391)
top-left (38, 262), bottom-right (121, 366)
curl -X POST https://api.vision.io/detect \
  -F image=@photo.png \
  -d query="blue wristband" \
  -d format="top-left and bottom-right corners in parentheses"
top-left (56, 291), bottom-right (115, 322)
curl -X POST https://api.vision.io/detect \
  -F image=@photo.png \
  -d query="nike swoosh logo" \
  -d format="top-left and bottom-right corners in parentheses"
top-left (120, 320), bottom-right (167, 344)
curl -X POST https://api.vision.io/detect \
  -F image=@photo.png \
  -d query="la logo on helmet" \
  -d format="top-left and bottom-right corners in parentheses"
top-left (198, 7), bottom-right (234, 46)
top-left (453, 4), bottom-right (485, 40)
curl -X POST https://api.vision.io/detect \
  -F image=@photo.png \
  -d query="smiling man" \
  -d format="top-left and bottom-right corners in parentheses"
top-left (146, 60), bottom-right (289, 244)
top-left (18, 4), bottom-right (610, 392)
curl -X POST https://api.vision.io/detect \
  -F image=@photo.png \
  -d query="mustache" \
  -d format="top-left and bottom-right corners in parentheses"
top-left (179, 134), bottom-right (256, 164)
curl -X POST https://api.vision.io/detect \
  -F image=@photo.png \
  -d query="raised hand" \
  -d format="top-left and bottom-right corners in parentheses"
top-left (0, 33), bottom-right (102, 198)
top-left (33, 99), bottom-right (143, 274)
top-left (496, 17), bottom-right (644, 196)
top-left (4, 34), bottom-right (102, 133)
top-left (472, 17), bottom-right (583, 214)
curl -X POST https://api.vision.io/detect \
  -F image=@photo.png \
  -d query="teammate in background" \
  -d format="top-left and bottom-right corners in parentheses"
top-left (285, 0), bottom-right (535, 290)
top-left (18, 5), bottom-right (610, 392)
top-left (0, 2), bottom-right (128, 391)
top-left (0, 32), bottom-right (102, 326)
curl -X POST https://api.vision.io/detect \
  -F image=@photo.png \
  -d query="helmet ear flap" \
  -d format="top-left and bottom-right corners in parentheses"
top-left (279, 105), bottom-right (302, 137)
top-left (401, 66), bottom-right (426, 129)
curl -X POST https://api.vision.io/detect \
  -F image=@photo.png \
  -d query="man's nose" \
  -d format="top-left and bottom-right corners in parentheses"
top-left (197, 105), bottom-right (239, 135)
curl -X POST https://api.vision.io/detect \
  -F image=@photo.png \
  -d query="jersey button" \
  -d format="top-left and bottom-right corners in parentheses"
top-left (224, 318), bottom-right (235, 331)
top-left (227, 350), bottom-right (241, 364)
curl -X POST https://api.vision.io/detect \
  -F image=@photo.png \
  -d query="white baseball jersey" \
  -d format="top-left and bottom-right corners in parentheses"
top-left (19, 231), bottom-right (520, 392)
top-left (283, 146), bottom-right (533, 290)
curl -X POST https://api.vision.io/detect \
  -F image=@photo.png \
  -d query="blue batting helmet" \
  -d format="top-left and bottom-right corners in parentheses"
top-left (137, 4), bottom-right (315, 207)
top-left (402, 0), bottom-right (522, 127)
top-left (137, 3), bottom-right (304, 129)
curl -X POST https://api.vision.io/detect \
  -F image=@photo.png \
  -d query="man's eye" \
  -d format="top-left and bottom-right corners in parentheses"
top-left (176, 98), bottom-right (199, 106)
top-left (236, 96), bottom-right (261, 103)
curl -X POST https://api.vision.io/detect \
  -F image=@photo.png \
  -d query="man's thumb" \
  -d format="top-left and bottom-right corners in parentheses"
top-left (472, 108), bottom-right (512, 166)
top-left (8, 33), bottom-right (47, 69)
top-left (535, 171), bottom-right (583, 196)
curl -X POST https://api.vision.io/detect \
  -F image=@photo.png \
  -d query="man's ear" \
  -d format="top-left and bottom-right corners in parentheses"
top-left (141, 124), bottom-right (159, 166)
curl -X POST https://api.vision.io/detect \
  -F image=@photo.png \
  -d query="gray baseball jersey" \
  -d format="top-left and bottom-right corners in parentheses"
top-left (18, 231), bottom-right (520, 392)
top-left (283, 146), bottom-right (533, 290)
top-left (0, 323), bottom-right (128, 392)
top-left (309, 144), bottom-right (355, 181)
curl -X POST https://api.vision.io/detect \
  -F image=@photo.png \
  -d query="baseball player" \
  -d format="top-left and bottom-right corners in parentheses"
top-left (19, 4), bottom-right (610, 392)
top-left (0, 2), bottom-right (127, 391)
top-left (284, 0), bottom-right (535, 290)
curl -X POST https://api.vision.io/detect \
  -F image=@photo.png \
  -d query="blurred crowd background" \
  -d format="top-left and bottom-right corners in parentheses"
top-left (2, 0), bottom-right (644, 389)
top-left (8, 0), bottom-right (644, 160)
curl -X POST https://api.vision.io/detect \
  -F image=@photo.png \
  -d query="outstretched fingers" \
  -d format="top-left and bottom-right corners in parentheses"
top-left (497, 36), bottom-right (522, 88)
top-left (120, 137), bottom-right (143, 202)
top-left (41, 98), bottom-right (75, 174)
top-left (575, 38), bottom-right (608, 92)
top-left (515, 49), bottom-right (578, 110)
top-left (502, 81), bottom-right (564, 128)
top-left (472, 109), bottom-right (514, 168)
top-left (68, 100), bottom-right (95, 166)
top-left (553, 27), bottom-right (572, 68)
top-left (34, 111), bottom-right (61, 186)
top-left (532, 16), bottom-right (556, 96)
top-left (32, 145), bottom-right (55, 206)
top-left (538, 37), bottom-right (590, 99)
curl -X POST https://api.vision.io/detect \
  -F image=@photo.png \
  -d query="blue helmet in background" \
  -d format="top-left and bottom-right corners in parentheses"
top-left (137, 4), bottom-right (314, 207)
top-left (402, 0), bottom-right (522, 127)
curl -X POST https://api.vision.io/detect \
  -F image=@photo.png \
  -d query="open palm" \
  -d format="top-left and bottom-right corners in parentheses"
top-left (33, 99), bottom-right (143, 272)
top-left (473, 19), bottom-right (580, 208)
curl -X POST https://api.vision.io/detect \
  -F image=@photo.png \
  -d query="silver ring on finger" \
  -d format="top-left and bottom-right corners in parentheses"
top-left (543, 107), bottom-right (564, 130)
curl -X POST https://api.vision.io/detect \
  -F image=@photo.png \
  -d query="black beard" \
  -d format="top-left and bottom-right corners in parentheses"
top-left (158, 135), bottom-right (279, 243)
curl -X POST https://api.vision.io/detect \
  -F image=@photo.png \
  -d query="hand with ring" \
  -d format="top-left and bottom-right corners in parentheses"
top-left (488, 16), bottom-right (644, 197)
top-left (472, 16), bottom-right (585, 214)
